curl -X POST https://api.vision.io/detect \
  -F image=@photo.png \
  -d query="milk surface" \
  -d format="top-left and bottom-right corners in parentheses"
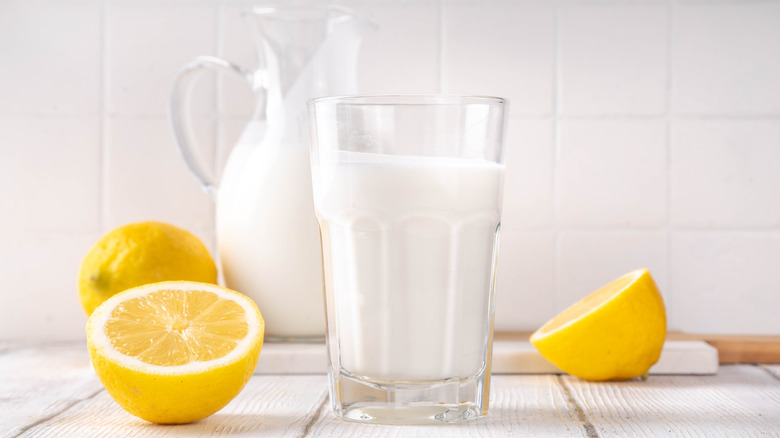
top-left (314, 150), bottom-right (504, 381)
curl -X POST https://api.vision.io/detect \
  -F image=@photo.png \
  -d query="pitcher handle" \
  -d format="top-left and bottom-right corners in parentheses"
top-left (169, 56), bottom-right (258, 195)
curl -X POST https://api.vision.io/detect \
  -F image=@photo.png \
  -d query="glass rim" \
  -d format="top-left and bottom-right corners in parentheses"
top-left (308, 94), bottom-right (507, 107)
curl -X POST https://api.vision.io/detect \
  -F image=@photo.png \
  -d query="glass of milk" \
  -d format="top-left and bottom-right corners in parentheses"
top-left (308, 95), bottom-right (507, 424)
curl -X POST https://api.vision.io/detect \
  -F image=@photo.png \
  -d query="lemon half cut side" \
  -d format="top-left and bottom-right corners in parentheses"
top-left (530, 268), bottom-right (666, 381)
top-left (86, 281), bottom-right (264, 424)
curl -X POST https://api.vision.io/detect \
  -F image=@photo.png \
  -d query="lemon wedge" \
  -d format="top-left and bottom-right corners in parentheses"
top-left (530, 268), bottom-right (666, 381)
top-left (86, 281), bottom-right (264, 424)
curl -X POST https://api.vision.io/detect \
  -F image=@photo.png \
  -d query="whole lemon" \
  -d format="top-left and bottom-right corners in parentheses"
top-left (78, 221), bottom-right (217, 315)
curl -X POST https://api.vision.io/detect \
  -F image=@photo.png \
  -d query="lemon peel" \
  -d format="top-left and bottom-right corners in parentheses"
top-left (79, 221), bottom-right (217, 315)
top-left (530, 268), bottom-right (666, 381)
top-left (86, 281), bottom-right (264, 424)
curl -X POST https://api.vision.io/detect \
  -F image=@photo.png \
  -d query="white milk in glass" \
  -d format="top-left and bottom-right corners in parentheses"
top-left (314, 150), bottom-right (504, 382)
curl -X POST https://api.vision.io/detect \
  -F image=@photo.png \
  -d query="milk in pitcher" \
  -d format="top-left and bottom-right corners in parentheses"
top-left (217, 122), bottom-right (325, 339)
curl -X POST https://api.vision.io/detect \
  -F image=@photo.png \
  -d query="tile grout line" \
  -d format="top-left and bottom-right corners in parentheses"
top-left (9, 387), bottom-right (105, 438)
top-left (211, 0), bottom-right (223, 253)
top-left (437, 0), bottom-right (445, 94)
top-left (552, 3), bottom-right (562, 314)
top-left (555, 375), bottom-right (599, 438)
top-left (99, 0), bottom-right (110, 233)
top-left (665, 0), bottom-right (675, 330)
top-left (214, 0), bottom-right (223, 178)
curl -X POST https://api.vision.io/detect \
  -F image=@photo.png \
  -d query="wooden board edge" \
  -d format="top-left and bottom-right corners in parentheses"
top-left (494, 331), bottom-right (780, 364)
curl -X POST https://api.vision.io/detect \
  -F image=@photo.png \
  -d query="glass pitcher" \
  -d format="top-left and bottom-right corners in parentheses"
top-left (169, 5), bottom-right (376, 341)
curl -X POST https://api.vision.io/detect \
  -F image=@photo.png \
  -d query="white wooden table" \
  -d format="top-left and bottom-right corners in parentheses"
top-left (2, 342), bottom-right (779, 437)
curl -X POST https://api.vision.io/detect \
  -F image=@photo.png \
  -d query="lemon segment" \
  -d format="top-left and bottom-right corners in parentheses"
top-left (87, 281), bottom-right (264, 424)
top-left (79, 222), bottom-right (217, 315)
top-left (530, 268), bottom-right (666, 381)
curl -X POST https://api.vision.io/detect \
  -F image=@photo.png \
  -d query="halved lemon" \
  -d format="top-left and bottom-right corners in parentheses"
top-left (530, 268), bottom-right (666, 381)
top-left (86, 281), bottom-right (264, 424)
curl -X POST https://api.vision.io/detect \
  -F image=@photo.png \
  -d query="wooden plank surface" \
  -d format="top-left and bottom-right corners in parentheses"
top-left (764, 365), bottom-right (780, 381)
top-left (2, 344), bottom-right (780, 437)
top-left (560, 366), bottom-right (780, 437)
top-left (0, 344), bottom-right (103, 437)
top-left (305, 375), bottom-right (586, 438)
top-left (23, 377), bottom-right (328, 438)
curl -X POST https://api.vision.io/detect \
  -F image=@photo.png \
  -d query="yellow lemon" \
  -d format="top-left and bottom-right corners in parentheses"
top-left (530, 268), bottom-right (666, 381)
top-left (86, 281), bottom-right (264, 424)
top-left (79, 221), bottom-right (217, 315)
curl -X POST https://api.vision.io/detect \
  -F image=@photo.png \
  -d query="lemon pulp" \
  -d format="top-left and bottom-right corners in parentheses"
top-left (104, 289), bottom-right (249, 366)
top-left (534, 274), bottom-right (637, 336)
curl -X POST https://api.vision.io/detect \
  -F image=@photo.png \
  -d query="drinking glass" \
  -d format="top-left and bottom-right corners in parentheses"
top-left (308, 95), bottom-right (507, 424)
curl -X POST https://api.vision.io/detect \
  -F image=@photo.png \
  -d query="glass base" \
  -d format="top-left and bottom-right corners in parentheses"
top-left (330, 370), bottom-right (489, 425)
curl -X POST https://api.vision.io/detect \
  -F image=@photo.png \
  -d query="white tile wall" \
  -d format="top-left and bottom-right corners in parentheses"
top-left (673, 1), bottom-right (780, 115)
top-left (0, 0), bottom-right (100, 116)
top-left (2, 0), bottom-right (780, 341)
top-left (218, 119), bottom-right (249, 181)
top-left (496, 231), bottom-right (556, 331)
top-left (442, 1), bottom-right (555, 116)
top-left (558, 231), bottom-right (669, 312)
top-left (0, 232), bottom-right (100, 341)
top-left (672, 232), bottom-right (780, 334)
top-left (558, 119), bottom-right (667, 228)
top-left (219, 3), bottom-right (261, 119)
top-left (502, 118), bottom-right (554, 230)
top-left (357, 2), bottom-right (439, 94)
top-left (0, 117), bottom-right (100, 233)
top-left (672, 119), bottom-right (780, 229)
top-left (559, 3), bottom-right (668, 116)
top-left (108, 0), bottom-right (217, 117)
top-left (105, 118), bottom-right (215, 232)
